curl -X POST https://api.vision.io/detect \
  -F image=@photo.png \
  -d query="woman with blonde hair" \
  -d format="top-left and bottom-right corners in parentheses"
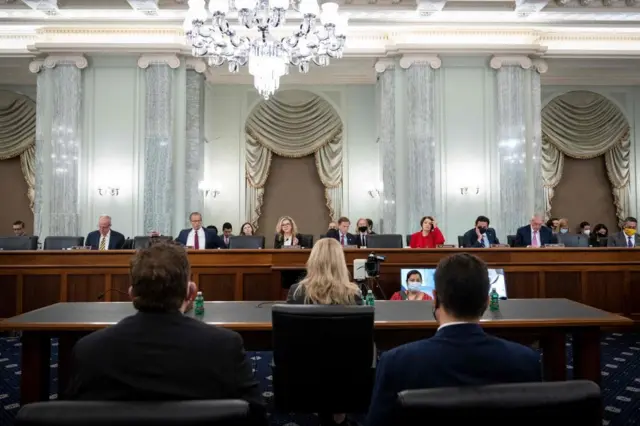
top-left (274, 215), bottom-right (302, 249)
top-left (555, 218), bottom-right (570, 235)
top-left (288, 237), bottom-right (362, 305)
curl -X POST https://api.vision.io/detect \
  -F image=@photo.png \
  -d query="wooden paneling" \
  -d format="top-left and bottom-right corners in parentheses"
top-left (1, 248), bottom-right (640, 320)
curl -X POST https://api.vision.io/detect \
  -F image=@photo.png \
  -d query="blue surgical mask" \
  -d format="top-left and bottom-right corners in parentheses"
top-left (560, 228), bottom-right (569, 234)
top-left (407, 282), bottom-right (421, 292)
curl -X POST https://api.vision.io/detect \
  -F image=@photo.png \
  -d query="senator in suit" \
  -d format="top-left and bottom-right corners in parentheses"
top-left (514, 215), bottom-right (557, 247)
top-left (65, 241), bottom-right (266, 424)
top-left (462, 215), bottom-right (500, 248)
top-left (326, 216), bottom-right (358, 247)
top-left (175, 212), bottom-right (223, 249)
top-left (355, 217), bottom-right (376, 248)
top-left (366, 253), bottom-right (541, 426)
top-left (609, 216), bottom-right (640, 247)
top-left (85, 215), bottom-right (126, 250)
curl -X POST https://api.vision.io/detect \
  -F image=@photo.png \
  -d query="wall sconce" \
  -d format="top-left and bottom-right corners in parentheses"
top-left (367, 188), bottom-right (381, 198)
top-left (198, 181), bottom-right (221, 198)
top-left (97, 187), bottom-right (119, 196)
top-left (460, 186), bottom-right (480, 195)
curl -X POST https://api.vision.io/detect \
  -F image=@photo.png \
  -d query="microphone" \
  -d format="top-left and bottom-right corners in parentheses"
top-left (97, 288), bottom-right (129, 301)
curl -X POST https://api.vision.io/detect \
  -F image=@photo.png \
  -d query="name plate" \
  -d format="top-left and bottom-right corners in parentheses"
top-left (343, 245), bottom-right (358, 249)
top-left (543, 243), bottom-right (565, 248)
top-left (491, 244), bottom-right (510, 248)
top-left (282, 245), bottom-right (302, 249)
top-left (437, 244), bottom-right (456, 248)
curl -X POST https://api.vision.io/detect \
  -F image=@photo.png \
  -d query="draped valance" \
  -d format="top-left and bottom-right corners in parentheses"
top-left (245, 93), bottom-right (343, 229)
top-left (541, 91), bottom-right (630, 224)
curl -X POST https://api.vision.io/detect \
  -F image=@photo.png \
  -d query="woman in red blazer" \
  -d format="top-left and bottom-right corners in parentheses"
top-left (409, 216), bottom-right (445, 248)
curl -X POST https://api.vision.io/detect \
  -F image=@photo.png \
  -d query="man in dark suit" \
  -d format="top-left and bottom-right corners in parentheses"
top-left (65, 241), bottom-right (265, 424)
top-left (514, 214), bottom-right (557, 247)
top-left (609, 216), bottom-right (640, 247)
top-left (366, 253), bottom-right (541, 426)
top-left (326, 216), bottom-right (358, 247)
top-left (355, 217), bottom-right (376, 247)
top-left (85, 215), bottom-right (126, 250)
top-left (462, 215), bottom-right (499, 248)
top-left (175, 212), bottom-right (223, 249)
top-left (221, 222), bottom-right (233, 248)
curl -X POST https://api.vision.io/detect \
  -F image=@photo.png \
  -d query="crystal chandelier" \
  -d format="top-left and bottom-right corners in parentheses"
top-left (184, 0), bottom-right (348, 99)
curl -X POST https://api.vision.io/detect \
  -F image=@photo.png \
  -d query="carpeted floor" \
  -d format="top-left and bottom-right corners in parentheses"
top-left (2, 333), bottom-right (640, 426)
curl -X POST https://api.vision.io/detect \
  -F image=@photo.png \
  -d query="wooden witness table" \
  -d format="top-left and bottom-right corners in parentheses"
top-left (0, 299), bottom-right (631, 405)
top-left (1, 248), bottom-right (640, 320)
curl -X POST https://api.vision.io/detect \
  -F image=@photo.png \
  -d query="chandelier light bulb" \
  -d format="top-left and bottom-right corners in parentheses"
top-left (320, 2), bottom-right (339, 25)
top-left (209, 0), bottom-right (229, 14)
top-left (335, 15), bottom-right (348, 36)
top-left (270, 0), bottom-right (289, 9)
top-left (235, 0), bottom-right (255, 10)
top-left (299, 0), bottom-right (319, 15)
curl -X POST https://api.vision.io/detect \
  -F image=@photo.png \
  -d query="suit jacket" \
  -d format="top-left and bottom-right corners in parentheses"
top-left (65, 311), bottom-right (266, 424)
top-left (175, 228), bottom-right (223, 249)
top-left (84, 230), bottom-right (126, 250)
top-left (356, 232), bottom-right (376, 248)
top-left (366, 323), bottom-right (541, 426)
top-left (608, 231), bottom-right (640, 247)
top-left (326, 228), bottom-right (358, 246)
top-left (514, 225), bottom-right (557, 247)
top-left (274, 233), bottom-right (303, 249)
top-left (462, 227), bottom-right (500, 248)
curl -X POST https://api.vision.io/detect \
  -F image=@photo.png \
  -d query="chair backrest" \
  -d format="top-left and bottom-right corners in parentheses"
top-left (298, 234), bottom-right (314, 248)
top-left (599, 236), bottom-right (609, 247)
top-left (133, 236), bottom-right (173, 249)
top-left (396, 381), bottom-right (601, 425)
top-left (507, 235), bottom-right (516, 247)
top-left (457, 236), bottom-right (464, 247)
top-left (557, 234), bottom-right (589, 248)
top-left (43, 236), bottom-right (84, 250)
top-left (228, 235), bottom-right (265, 249)
top-left (367, 234), bottom-right (403, 249)
top-left (0, 236), bottom-right (38, 250)
top-left (406, 234), bottom-right (411, 246)
top-left (15, 400), bottom-right (250, 426)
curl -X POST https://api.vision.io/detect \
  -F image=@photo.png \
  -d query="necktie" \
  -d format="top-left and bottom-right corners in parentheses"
top-left (483, 234), bottom-right (489, 248)
top-left (194, 231), bottom-right (200, 249)
top-left (99, 236), bottom-right (106, 251)
top-left (340, 234), bottom-right (345, 246)
top-left (628, 237), bottom-right (633, 248)
top-left (532, 232), bottom-right (539, 247)
top-left (362, 234), bottom-right (366, 246)
top-left (225, 237), bottom-right (229, 246)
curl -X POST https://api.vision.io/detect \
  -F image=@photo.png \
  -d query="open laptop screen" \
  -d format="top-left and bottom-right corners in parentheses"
top-left (400, 268), bottom-right (508, 299)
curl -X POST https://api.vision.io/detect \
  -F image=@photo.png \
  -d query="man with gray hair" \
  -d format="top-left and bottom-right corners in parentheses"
top-left (514, 214), bottom-right (556, 247)
top-left (85, 215), bottom-right (126, 250)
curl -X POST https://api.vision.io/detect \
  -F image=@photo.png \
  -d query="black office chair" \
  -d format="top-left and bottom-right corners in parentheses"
top-left (0, 236), bottom-right (38, 250)
top-left (507, 235), bottom-right (516, 247)
top-left (43, 236), bottom-right (84, 250)
top-left (406, 234), bottom-right (411, 246)
top-left (228, 236), bottom-right (265, 249)
top-left (271, 304), bottom-right (375, 414)
top-left (367, 234), bottom-right (403, 249)
top-left (133, 236), bottom-right (173, 249)
top-left (396, 380), bottom-right (601, 425)
top-left (557, 234), bottom-right (589, 248)
top-left (457, 236), bottom-right (464, 247)
top-left (15, 400), bottom-right (251, 426)
top-left (295, 234), bottom-right (312, 248)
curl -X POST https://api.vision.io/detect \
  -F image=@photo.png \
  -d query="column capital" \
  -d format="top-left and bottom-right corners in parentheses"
top-left (399, 54), bottom-right (441, 70)
top-left (532, 58), bottom-right (549, 74)
top-left (137, 54), bottom-right (181, 69)
top-left (374, 58), bottom-right (395, 74)
top-left (185, 58), bottom-right (207, 73)
top-left (490, 55), bottom-right (533, 70)
top-left (30, 55), bottom-right (88, 73)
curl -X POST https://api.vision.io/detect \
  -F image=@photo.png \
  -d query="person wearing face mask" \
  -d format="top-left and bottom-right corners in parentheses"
top-left (355, 217), bottom-right (376, 248)
top-left (553, 218), bottom-right (570, 236)
top-left (391, 270), bottom-right (433, 301)
top-left (578, 221), bottom-right (591, 236)
top-left (462, 215), bottom-right (500, 248)
top-left (589, 223), bottom-right (609, 247)
top-left (366, 254), bottom-right (541, 426)
top-left (609, 217), bottom-right (640, 248)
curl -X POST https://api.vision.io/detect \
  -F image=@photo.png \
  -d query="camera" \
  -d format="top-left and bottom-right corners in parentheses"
top-left (364, 252), bottom-right (386, 277)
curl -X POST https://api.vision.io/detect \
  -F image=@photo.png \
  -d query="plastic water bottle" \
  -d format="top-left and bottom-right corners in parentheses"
top-left (489, 288), bottom-right (500, 312)
top-left (194, 291), bottom-right (205, 316)
top-left (365, 290), bottom-right (375, 307)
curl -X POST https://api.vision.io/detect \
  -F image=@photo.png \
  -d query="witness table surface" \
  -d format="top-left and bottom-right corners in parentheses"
top-left (0, 299), bottom-right (631, 405)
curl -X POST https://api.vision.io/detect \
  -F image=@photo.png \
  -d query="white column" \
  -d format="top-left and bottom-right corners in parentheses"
top-left (375, 59), bottom-right (397, 234)
top-left (400, 54), bottom-right (442, 233)
top-left (185, 58), bottom-right (206, 219)
top-left (490, 56), bottom-right (547, 238)
top-left (30, 55), bottom-right (87, 238)
top-left (137, 54), bottom-right (180, 236)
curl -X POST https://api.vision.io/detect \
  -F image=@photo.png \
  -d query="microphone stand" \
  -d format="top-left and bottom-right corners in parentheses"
top-left (97, 288), bottom-right (129, 301)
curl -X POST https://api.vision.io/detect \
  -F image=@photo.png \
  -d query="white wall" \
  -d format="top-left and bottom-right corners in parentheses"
top-left (541, 85), bottom-right (640, 219)
top-left (203, 83), bottom-right (378, 232)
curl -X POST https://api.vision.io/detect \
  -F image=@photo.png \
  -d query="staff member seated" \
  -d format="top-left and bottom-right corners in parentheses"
top-left (409, 216), bottom-right (445, 248)
top-left (514, 214), bottom-right (556, 247)
top-left (462, 215), bottom-right (499, 248)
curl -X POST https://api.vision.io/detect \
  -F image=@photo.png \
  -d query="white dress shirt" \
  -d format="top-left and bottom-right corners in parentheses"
top-left (186, 228), bottom-right (206, 249)
top-left (283, 236), bottom-right (293, 247)
top-left (437, 321), bottom-right (471, 331)
top-left (627, 235), bottom-right (636, 248)
top-left (98, 231), bottom-right (111, 250)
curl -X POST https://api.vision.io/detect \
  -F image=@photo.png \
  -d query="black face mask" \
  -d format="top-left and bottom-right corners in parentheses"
top-left (478, 227), bottom-right (487, 234)
top-left (358, 226), bottom-right (368, 233)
